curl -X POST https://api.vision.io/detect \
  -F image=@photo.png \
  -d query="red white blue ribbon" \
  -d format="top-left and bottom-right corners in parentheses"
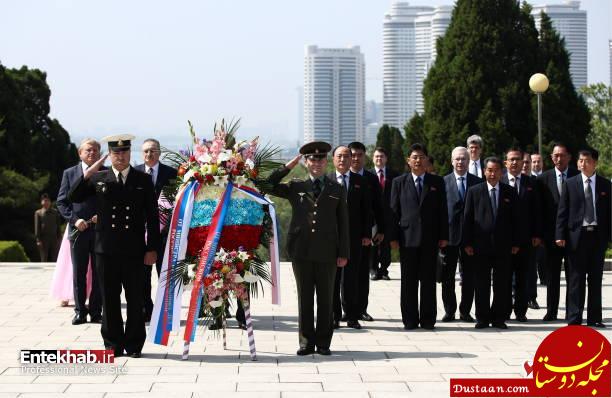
top-left (149, 180), bottom-right (197, 345)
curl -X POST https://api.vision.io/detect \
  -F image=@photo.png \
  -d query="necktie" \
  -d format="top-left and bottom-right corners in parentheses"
top-left (557, 172), bottom-right (565, 196)
top-left (146, 167), bottom-right (154, 184)
top-left (490, 187), bottom-right (497, 220)
top-left (342, 174), bottom-right (348, 191)
top-left (472, 161), bottom-right (478, 177)
top-left (415, 176), bottom-right (422, 200)
top-left (458, 176), bottom-right (465, 200)
top-left (584, 178), bottom-right (595, 224)
top-left (510, 177), bottom-right (519, 194)
top-left (313, 178), bottom-right (321, 198)
top-left (378, 169), bottom-right (385, 189)
top-left (117, 172), bottom-right (124, 185)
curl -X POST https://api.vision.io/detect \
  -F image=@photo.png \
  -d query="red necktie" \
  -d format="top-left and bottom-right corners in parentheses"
top-left (378, 169), bottom-right (385, 189)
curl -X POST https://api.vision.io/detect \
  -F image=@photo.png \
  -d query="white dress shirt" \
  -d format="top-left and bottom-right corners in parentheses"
top-left (336, 170), bottom-right (350, 190)
top-left (112, 166), bottom-right (130, 184)
top-left (582, 173), bottom-right (597, 226)
top-left (507, 173), bottom-right (521, 195)
top-left (470, 159), bottom-right (482, 178)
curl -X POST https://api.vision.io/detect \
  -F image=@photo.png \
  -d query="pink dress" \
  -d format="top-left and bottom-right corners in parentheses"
top-left (49, 228), bottom-right (92, 302)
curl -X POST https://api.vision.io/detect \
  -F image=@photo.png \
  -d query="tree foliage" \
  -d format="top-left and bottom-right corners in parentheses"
top-left (580, 83), bottom-right (612, 177)
top-left (418, 0), bottom-right (590, 173)
top-left (0, 62), bottom-right (78, 259)
top-left (375, 124), bottom-right (405, 172)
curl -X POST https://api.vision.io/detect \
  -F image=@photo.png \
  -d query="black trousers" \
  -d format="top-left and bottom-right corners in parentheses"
top-left (544, 243), bottom-right (570, 318)
top-left (474, 253), bottom-right (510, 324)
top-left (96, 254), bottom-right (146, 355)
top-left (506, 247), bottom-right (529, 318)
top-left (566, 229), bottom-right (605, 325)
top-left (143, 231), bottom-right (169, 319)
top-left (399, 246), bottom-right (437, 328)
top-left (357, 245), bottom-right (371, 315)
top-left (441, 246), bottom-right (475, 317)
top-left (333, 256), bottom-right (360, 322)
top-left (292, 260), bottom-right (337, 349)
top-left (535, 245), bottom-right (547, 286)
top-left (370, 240), bottom-right (391, 277)
top-left (526, 245), bottom-right (538, 301)
top-left (38, 236), bottom-right (58, 262)
top-left (71, 230), bottom-right (101, 317)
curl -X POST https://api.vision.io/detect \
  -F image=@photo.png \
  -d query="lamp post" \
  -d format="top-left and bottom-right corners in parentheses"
top-left (529, 73), bottom-right (549, 156)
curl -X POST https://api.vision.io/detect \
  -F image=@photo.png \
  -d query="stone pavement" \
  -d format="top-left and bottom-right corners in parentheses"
top-left (0, 262), bottom-right (610, 398)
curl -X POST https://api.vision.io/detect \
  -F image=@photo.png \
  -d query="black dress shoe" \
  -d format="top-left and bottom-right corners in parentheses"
top-left (347, 320), bottom-right (362, 329)
top-left (106, 347), bottom-right (124, 357)
top-left (460, 313), bottom-right (475, 322)
top-left (543, 313), bottom-right (558, 322)
top-left (516, 315), bottom-right (528, 322)
top-left (72, 315), bottom-right (87, 325)
top-left (237, 322), bottom-right (247, 330)
top-left (316, 347), bottom-right (331, 356)
top-left (90, 315), bottom-right (103, 324)
top-left (587, 322), bottom-right (606, 328)
top-left (475, 322), bottom-right (489, 329)
top-left (333, 320), bottom-right (340, 329)
top-left (127, 352), bottom-right (141, 358)
top-left (421, 323), bottom-right (435, 330)
top-left (360, 313), bottom-right (374, 322)
top-left (297, 346), bottom-right (315, 356)
top-left (527, 300), bottom-right (540, 310)
top-left (403, 323), bottom-right (418, 330)
top-left (370, 273), bottom-right (381, 281)
top-left (442, 313), bottom-right (455, 322)
top-left (492, 321), bottom-right (508, 329)
top-left (381, 275), bottom-right (391, 281)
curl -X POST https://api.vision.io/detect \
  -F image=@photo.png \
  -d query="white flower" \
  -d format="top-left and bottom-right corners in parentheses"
top-left (208, 300), bottom-right (223, 308)
top-left (217, 150), bottom-right (232, 162)
top-left (233, 274), bottom-right (244, 283)
top-left (197, 153), bottom-right (212, 164)
top-left (243, 271), bottom-right (259, 283)
top-left (213, 279), bottom-right (224, 289)
top-left (245, 159), bottom-right (255, 169)
top-left (186, 264), bottom-right (196, 279)
top-left (213, 175), bottom-right (229, 187)
top-left (234, 175), bottom-right (248, 187)
top-left (215, 248), bottom-right (228, 261)
top-left (237, 251), bottom-right (249, 261)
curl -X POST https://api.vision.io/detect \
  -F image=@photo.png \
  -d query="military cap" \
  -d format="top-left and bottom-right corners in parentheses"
top-left (102, 134), bottom-right (135, 152)
top-left (300, 141), bottom-right (331, 160)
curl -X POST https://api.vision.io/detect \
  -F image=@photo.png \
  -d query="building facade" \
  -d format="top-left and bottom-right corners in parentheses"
top-left (303, 45), bottom-right (365, 146)
top-left (382, 2), bottom-right (452, 129)
top-left (532, 1), bottom-right (588, 89)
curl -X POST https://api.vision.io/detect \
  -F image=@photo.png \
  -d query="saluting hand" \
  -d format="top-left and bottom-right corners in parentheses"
top-left (84, 154), bottom-right (108, 180)
top-left (337, 257), bottom-right (348, 267)
top-left (285, 154), bottom-right (302, 170)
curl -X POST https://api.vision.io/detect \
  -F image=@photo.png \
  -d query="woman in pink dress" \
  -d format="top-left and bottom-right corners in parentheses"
top-left (49, 228), bottom-right (92, 306)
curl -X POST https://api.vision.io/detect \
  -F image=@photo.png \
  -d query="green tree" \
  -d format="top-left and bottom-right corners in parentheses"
top-left (536, 11), bottom-right (591, 163)
top-left (377, 123), bottom-right (406, 172)
top-left (403, 112), bottom-right (425, 156)
top-left (580, 83), bottom-right (612, 177)
top-left (422, 0), bottom-right (540, 172)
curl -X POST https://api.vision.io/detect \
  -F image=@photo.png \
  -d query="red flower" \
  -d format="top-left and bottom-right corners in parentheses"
top-left (189, 155), bottom-right (196, 163)
top-left (203, 277), bottom-right (213, 287)
top-left (231, 168), bottom-right (240, 176)
top-left (237, 161), bottom-right (245, 170)
top-left (236, 261), bottom-right (244, 273)
top-left (205, 174), bottom-right (215, 183)
top-left (249, 169), bottom-right (258, 178)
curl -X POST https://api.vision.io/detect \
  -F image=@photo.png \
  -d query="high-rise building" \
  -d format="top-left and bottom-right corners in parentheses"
top-left (532, 1), bottom-right (587, 88)
top-left (609, 40), bottom-right (612, 86)
top-left (382, 2), bottom-right (452, 128)
top-left (303, 45), bottom-right (365, 146)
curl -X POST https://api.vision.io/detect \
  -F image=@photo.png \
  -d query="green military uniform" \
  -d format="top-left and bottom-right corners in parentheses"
top-left (34, 207), bottom-right (61, 262)
top-left (267, 161), bottom-right (350, 352)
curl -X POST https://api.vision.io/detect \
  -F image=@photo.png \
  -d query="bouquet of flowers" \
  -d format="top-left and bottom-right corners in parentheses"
top-left (149, 119), bottom-right (282, 360)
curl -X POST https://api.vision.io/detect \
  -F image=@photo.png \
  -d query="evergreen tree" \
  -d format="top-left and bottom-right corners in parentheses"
top-left (535, 11), bottom-right (591, 162)
top-left (403, 112), bottom-right (425, 155)
top-left (580, 83), bottom-right (612, 177)
top-left (422, 0), bottom-right (540, 171)
top-left (375, 124), bottom-right (406, 172)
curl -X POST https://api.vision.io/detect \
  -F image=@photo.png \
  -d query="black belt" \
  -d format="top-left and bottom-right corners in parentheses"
top-left (582, 225), bottom-right (597, 232)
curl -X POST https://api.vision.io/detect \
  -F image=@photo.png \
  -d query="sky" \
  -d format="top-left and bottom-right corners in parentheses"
top-left (1, 0), bottom-right (610, 149)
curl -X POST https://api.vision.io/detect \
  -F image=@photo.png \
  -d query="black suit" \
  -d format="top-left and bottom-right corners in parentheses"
top-left (537, 167), bottom-right (579, 318)
top-left (266, 167), bottom-right (349, 350)
top-left (370, 167), bottom-right (399, 278)
top-left (463, 182), bottom-right (519, 325)
top-left (69, 167), bottom-right (160, 355)
top-left (357, 169), bottom-right (384, 316)
top-left (501, 173), bottom-right (542, 319)
top-left (556, 174), bottom-right (611, 325)
top-left (441, 172), bottom-right (481, 318)
top-left (135, 162), bottom-right (177, 320)
top-left (57, 163), bottom-right (103, 319)
top-left (390, 173), bottom-right (448, 328)
top-left (328, 172), bottom-right (371, 322)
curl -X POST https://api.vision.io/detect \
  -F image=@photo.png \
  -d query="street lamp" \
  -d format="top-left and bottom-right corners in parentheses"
top-left (529, 73), bottom-right (549, 156)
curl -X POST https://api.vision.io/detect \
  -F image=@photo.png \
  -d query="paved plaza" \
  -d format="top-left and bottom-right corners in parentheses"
top-left (0, 261), bottom-right (610, 397)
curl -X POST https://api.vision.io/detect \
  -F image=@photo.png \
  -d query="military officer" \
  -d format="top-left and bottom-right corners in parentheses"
top-left (266, 141), bottom-right (349, 356)
top-left (69, 134), bottom-right (160, 358)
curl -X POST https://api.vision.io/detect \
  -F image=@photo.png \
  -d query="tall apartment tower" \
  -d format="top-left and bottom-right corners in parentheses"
top-left (532, 1), bottom-right (588, 88)
top-left (382, 2), bottom-right (452, 129)
top-left (303, 45), bottom-right (365, 146)
top-left (609, 40), bottom-right (612, 86)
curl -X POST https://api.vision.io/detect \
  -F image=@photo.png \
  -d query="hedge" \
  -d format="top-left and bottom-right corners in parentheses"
top-left (0, 241), bottom-right (30, 262)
